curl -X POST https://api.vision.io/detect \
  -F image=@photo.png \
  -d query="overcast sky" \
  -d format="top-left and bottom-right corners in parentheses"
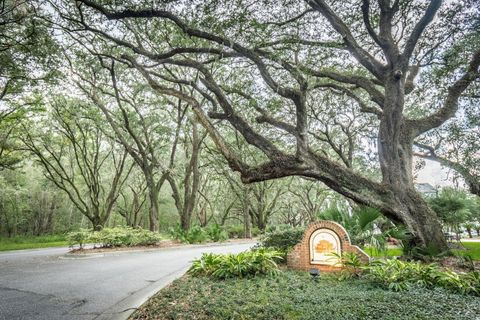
top-left (415, 158), bottom-right (462, 188)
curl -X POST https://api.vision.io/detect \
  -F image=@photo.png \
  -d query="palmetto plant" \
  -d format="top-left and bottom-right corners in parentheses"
top-left (364, 259), bottom-right (480, 296)
top-left (428, 188), bottom-right (477, 234)
top-left (188, 249), bottom-right (283, 279)
top-left (318, 205), bottom-right (409, 253)
top-left (330, 252), bottom-right (363, 280)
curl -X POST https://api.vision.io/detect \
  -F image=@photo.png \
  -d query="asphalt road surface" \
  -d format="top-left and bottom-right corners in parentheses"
top-left (0, 241), bottom-right (255, 320)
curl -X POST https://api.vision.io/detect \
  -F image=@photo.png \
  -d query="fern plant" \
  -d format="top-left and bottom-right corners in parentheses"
top-left (188, 249), bottom-right (283, 279)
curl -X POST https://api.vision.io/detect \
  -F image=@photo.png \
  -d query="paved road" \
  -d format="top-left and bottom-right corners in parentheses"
top-left (0, 242), bottom-right (255, 320)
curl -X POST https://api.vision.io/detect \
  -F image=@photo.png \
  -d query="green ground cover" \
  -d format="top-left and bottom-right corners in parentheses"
top-left (364, 247), bottom-right (403, 257)
top-left (0, 234), bottom-right (68, 251)
top-left (457, 242), bottom-right (480, 260)
top-left (364, 242), bottom-right (480, 261)
top-left (130, 271), bottom-right (480, 320)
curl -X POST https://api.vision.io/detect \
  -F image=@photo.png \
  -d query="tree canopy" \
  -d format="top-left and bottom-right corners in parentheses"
top-left (0, 0), bottom-right (478, 249)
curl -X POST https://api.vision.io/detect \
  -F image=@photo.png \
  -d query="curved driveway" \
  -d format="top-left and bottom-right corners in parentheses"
top-left (0, 241), bottom-right (254, 320)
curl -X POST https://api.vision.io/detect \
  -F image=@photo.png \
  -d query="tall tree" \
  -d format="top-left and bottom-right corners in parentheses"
top-left (74, 61), bottom-right (177, 231)
top-left (0, 0), bottom-right (57, 169)
top-left (23, 99), bottom-right (132, 230)
top-left (53, 0), bottom-right (479, 249)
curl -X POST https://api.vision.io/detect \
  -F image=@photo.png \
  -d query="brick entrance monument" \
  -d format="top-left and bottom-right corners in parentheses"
top-left (287, 220), bottom-right (370, 272)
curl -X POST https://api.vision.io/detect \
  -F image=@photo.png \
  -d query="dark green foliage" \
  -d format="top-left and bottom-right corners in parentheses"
top-left (67, 227), bottom-right (162, 248)
top-left (364, 259), bottom-right (480, 296)
top-left (259, 227), bottom-right (304, 252)
top-left (318, 205), bottom-right (410, 252)
top-left (428, 188), bottom-right (478, 233)
top-left (331, 252), bottom-right (364, 280)
top-left (205, 224), bottom-right (228, 242)
top-left (169, 225), bottom-right (209, 243)
top-left (188, 249), bottom-right (283, 279)
top-left (404, 243), bottom-right (451, 260)
top-left (226, 225), bottom-right (261, 238)
top-left (170, 224), bottom-right (258, 243)
top-left (169, 225), bottom-right (217, 244)
top-left (131, 271), bottom-right (480, 320)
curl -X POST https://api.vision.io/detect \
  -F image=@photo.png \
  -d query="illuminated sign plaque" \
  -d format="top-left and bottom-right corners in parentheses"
top-left (309, 228), bottom-right (341, 266)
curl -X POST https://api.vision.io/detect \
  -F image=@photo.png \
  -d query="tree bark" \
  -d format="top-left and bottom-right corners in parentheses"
top-left (147, 183), bottom-right (160, 232)
top-left (90, 215), bottom-right (106, 231)
top-left (242, 186), bottom-right (252, 238)
top-left (377, 76), bottom-right (447, 250)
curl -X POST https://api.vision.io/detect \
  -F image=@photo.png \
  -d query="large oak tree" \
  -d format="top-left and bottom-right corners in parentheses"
top-left (52, 0), bottom-right (479, 250)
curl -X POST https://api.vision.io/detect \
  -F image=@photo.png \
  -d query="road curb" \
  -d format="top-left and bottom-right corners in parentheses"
top-left (94, 266), bottom-right (190, 320)
top-left (93, 241), bottom-right (257, 320)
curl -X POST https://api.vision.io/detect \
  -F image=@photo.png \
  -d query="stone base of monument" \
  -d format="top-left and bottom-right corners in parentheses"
top-left (287, 220), bottom-right (370, 272)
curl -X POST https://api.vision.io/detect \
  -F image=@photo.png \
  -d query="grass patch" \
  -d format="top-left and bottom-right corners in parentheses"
top-left (364, 247), bottom-right (403, 258)
top-left (0, 234), bottom-right (68, 251)
top-left (131, 271), bottom-right (480, 320)
top-left (457, 242), bottom-right (480, 260)
top-left (363, 242), bottom-right (480, 261)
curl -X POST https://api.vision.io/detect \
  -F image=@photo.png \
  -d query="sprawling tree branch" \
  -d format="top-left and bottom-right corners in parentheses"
top-left (415, 142), bottom-right (479, 196)
top-left (408, 49), bottom-right (480, 136)
top-left (305, 0), bottom-right (386, 79)
top-left (401, 0), bottom-right (442, 66)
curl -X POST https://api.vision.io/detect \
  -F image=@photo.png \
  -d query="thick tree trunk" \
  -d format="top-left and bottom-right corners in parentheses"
top-left (148, 187), bottom-right (160, 232)
top-left (90, 215), bottom-right (106, 231)
top-left (257, 215), bottom-right (267, 231)
top-left (177, 119), bottom-right (201, 232)
top-left (242, 186), bottom-right (252, 238)
top-left (180, 214), bottom-right (191, 231)
top-left (378, 76), bottom-right (447, 251)
top-left (391, 189), bottom-right (447, 249)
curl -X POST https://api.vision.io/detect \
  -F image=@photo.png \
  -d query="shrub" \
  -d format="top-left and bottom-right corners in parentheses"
top-left (67, 227), bottom-right (162, 248)
top-left (226, 225), bottom-right (261, 238)
top-left (67, 229), bottom-right (91, 249)
top-left (226, 225), bottom-right (244, 238)
top-left (186, 225), bottom-right (210, 243)
top-left (169, 225), bottom-right (210, 244)
top-left (205, 224), bottom-right (228, 242)
top-left (188, 248), bottom-right (283, 279)
top-left (259, 227), bottom-right (304, 252)
top-left (331, 252), bottom-right (364, 280)
top-left (364, 258), bottom-right (480, 296)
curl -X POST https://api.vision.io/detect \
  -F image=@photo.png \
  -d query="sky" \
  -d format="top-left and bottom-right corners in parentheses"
top-left (415, 158), bottom-right (463, 188)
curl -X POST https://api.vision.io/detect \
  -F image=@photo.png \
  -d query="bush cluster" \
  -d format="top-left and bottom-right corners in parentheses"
top-left (225, 225), bottom-right (261, 238)
top-left (188, 249), bottom-right (283, 279)
top-left (169, 224), bottom-right (229, 244)
top-left (364, 258), bottom-right (480, 295)
top-left (67, 227), bottom-right (162, 248)
top-left (259, 227), bottom-right (304, 252)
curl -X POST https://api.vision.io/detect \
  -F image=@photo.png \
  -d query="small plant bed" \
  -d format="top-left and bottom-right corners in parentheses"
top-left (169, 224), bottom-right (230, 244)
top-left (189, 249), bottom-right (283, 279)
top-left (69, 238), bottom-right (255, 254)
top-left (130, 271), bottom-right (480, 320)
top-left (67, 227), bottom-right (164, 250)
top-left (67, 227), bottom-right (256, 253)
top-left (69, 239), bottom-right (181, 254)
